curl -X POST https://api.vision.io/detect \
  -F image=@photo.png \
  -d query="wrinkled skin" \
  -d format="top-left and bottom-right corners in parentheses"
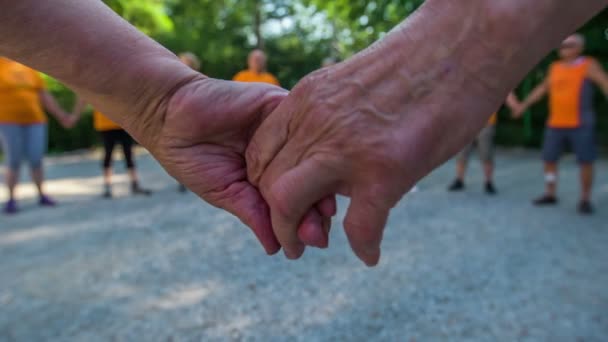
top-left (247, 42), bottom-right (506, 266)
top-left (152, 77), bottom-right (335, 254)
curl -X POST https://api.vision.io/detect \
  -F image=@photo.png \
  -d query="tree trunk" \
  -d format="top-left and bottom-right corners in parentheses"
top-left (254, 0), bottom-right (264, 50)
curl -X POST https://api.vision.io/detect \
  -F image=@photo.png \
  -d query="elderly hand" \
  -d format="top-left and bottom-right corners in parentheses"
top-left (246, 4), bottom-right (516, 265)
top-left (149, 76), bottom-right (335, 254)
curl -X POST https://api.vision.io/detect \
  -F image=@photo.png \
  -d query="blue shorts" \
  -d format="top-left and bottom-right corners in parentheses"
top-left (0, 124), bottom-right (48, 171)
top-left (542, 126), bottom-right (597, 163)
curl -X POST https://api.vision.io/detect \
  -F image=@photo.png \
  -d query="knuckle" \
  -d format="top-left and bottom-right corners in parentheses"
top-left (245, 141), bottom-right (264, 185)
top-left (265, 183), bottom-right (293, 221)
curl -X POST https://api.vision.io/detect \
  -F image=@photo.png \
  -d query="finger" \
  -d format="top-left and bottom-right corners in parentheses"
top-left (297, 208), bottom-right (329, 249)
top-left (213, 181), bottom-right (281, 255)
top-left (317, 195), bottom-right (337, 217)
top-left (264, 158), bottom-right (339, 259)
top-left (297, 196), bottom-right (336, 248)
top-left (343, 191), bottom-right (391, 267)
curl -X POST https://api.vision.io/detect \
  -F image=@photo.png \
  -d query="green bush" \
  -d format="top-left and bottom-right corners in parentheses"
top-left (43, 76), bottom-right (98, 153)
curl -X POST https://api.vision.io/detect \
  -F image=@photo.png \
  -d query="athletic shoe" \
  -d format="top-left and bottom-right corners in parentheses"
top-left (485, 182), bottom-right (497, 195)
top-left (102, 184), bottom-right (113, 199)
top-left (578, 201), bottom-right (594, 215)
top-left (448, 179), bottom-right (465, 192)
top-left (39, 195), bottom-right (57, 207)
top-left (3, 199), bottom-right (18, 215)
top-left (132, 183), bottom-right (152, 196)
top-left (533, 195), bottom-right (558, 206)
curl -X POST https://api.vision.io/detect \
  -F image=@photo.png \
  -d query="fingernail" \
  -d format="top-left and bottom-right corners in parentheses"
top-left (362, 248), bottom-right (381, 267)
top-left (284, 245), bottom-right (305, 260)
top-left (265, 246), bottom-right (281, 256)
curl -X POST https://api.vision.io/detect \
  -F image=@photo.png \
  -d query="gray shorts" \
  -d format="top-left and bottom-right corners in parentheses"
top-left (542, 126), bottom-right (597, 163)
top-left (0, 124), bottom-right (47, 171)
top-left (458, 125), bottom-right (496, 163)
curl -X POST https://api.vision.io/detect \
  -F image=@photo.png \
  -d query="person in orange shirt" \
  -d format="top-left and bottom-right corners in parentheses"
top-left (516, 34), bottom-right (608, 214)
top-left (0, 58), bottom-right (75, 214)
top-left (233, 50), bottom-right (280, 86)
top-left (72, 102), bottom-right (151, 199)
top-left (448, 93), bottom-right (521, 195)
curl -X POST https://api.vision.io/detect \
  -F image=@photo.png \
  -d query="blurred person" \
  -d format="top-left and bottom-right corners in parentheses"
top-left (515, 34), bottom-right (608, 214)
top-left (176, 52), bottom-right (201, 193)
top-left (448, 93), bottom-right (521, 195)
top-left (233, 50), bottom-right (280, 86)
top-left (322, 57), bottom-right (337, 68)
top-left (179, 52), bottom-right (201, 72)
top-left (72, 101), bottom-right (152, 199)
top-left (0, 57), bottom-right (76, 215)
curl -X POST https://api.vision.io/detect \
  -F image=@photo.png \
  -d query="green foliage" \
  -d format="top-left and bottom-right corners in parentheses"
top-left (104, 0), bottom-right (173, 35)
top-left (43, 76), bottom-right (97, 153)
top-left (304, 0), bottom-right (424, 55)
top-left (43, 1), bottom-right (608, 152)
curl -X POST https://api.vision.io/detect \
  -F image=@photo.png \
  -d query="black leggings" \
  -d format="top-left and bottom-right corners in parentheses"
top-left (100, 129), bottom-right (135, 169)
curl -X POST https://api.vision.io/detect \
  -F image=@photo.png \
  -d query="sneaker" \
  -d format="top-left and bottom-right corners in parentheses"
top-left (39, 195), bottom-right (57, 207)
top-left (448, 179), bottom-right (465, 192)
top-left (3, 199), bottom-right (18, 215)
top-left (485, 182), bottom-right (497, 195)
top-left (578, 201), bottom-right (594, 215)
top-left (132, 183), bottom-right (152, 196)
top-left (533, 195), bottom-right (558, 206)
top-left (103, 190), bottom-right (112, 199)
top-left (103, 184), bottom-right (113, 199)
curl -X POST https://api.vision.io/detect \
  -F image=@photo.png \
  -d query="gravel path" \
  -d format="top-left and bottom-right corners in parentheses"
top-left (1, 149), bottom-right (607, 341)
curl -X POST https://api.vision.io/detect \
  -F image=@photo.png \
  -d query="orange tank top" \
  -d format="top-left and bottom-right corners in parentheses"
top-left (547, 58), bottom-right (592, 128)
top-left (93, 111), bottom-right (121, 132)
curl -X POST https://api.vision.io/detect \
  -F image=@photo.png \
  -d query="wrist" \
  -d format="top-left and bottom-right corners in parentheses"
top-left (88, 55), bottom-right (204, 150)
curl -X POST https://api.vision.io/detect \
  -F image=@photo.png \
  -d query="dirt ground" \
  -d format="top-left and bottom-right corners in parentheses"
top-left (1, 149), bottom-right (607, 341)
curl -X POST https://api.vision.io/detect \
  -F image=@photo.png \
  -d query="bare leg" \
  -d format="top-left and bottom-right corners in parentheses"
top-left (580, 163), bottom-right (593, 203)
top-left (103, 167), bottom-right (112, 186)
top-left (127, 168), bottom-right (138, 184)
top-left (5, 168), bottom-right (18, 201)
top-left (483, 161), bottom-right (494, 183)
top-left (448, 154), bottom-right (468, 191)
top-left (31, 166), bottom-right (44, 196)
top-left (544, 163), bottom-right (558, 197)
top-left (456, 159), bottom-right (467, 182)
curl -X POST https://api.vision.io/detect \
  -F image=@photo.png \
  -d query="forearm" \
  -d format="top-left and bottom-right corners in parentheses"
top-left (332, 0), bottom-right (605, 172)
top-left (505, 92), bottom-right (520, 111)
top-left (522, 85), bottom-right (548, 109)
top-left (39, 91), bottom-right (67, 121)
top-left (0, 0), bottom-right (201, 145)
top-left (383, 0), bottom-right (604, 108)
top-left (71, 98), bottom-right (87, 116)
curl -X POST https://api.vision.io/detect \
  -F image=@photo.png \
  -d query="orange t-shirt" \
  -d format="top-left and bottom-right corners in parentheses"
top-left (547, 58), bottom-right (592, 128)
top-left (0, 58), bottom-right (46, 125)
top-left (233, 70), bottom-right (280, 86)
top-left (487, 113), bottom-right (498, 126)
top-left (93, 111), bottom-right (121, 132)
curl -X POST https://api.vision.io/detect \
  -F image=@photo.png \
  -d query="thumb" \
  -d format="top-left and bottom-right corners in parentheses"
top-left (343, 187), bottom-right (394, 267)
top-left (246, 97), bottom-right (292, 187)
